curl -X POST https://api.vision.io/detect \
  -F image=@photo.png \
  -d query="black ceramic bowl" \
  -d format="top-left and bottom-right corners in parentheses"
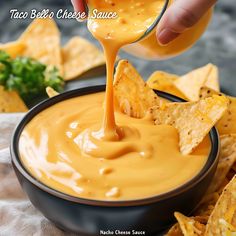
top-left (11, 85), bottom-right (219, 235)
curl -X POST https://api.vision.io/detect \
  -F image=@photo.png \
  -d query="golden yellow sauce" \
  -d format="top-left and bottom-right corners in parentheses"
top-left (87, 0), bottom-right (166, 142)
top-left (19, 0), bottom-right (211, 200)
top-left (88, 0), bottom-right (166, 46)
top-left (19, 92), bottom-right (210, 200)
top-left (124, 1), bottom-right (212, 60)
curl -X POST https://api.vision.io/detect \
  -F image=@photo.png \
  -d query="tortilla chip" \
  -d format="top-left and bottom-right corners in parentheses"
top-left (206, 134), bottom-right (236, 194)
top-left (114, 60), bottom-right (161, 118)
top-left (204, 64), bottom-right (220, 92)
top-left (46, 87), bottom-right (59, 98)
top-left (217, 178), bottom-right (231, 196)
top-left (205, 176), bottom-right (236, 236)
top-left (0, 86), bottom-right (28, 112)
top-left (151, 95), bottom-right (229, 154)
top-left (174, 212), bottom-right (206, 236)
top-left (217, 96), bottom-right (236, 135)
top-left (199, 87), bottom-right (236, 135)
top-left (165, 223), bottom-right (183, 236)
top-left (199, 87), bottom-right (219, 99)
top-left (233, 163), bottom-right (236, 173)
top-left (19, 18), bottom-right (63, 76)
top-left (174, 64), bottom-right (213, 101)
top-left (0, 41), bottom-right (25, 58)
top-left (195, 192), bottom-right (220, 218)
top-left (62, 36), bottom-right (105, 80)
top-left (147, 71), bottom-right (186, 99)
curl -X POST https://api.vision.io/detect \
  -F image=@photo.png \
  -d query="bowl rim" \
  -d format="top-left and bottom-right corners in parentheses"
top-left (11, 85), bottom-right (220, 207)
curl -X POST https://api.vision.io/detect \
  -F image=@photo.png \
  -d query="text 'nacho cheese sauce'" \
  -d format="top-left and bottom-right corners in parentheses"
top-left (19, 0), bottom-right (210, 200)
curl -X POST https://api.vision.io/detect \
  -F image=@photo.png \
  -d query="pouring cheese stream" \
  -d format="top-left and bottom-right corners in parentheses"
top-left (75, 0), bottom-right (167, 156)
top-left (87, 0), bottom-right (166, 141)
top-left (19, 0), bottom-right (210, 200)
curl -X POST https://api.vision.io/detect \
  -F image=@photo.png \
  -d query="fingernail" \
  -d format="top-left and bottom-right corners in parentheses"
top-left (157, 28), bottom-right (179, 45)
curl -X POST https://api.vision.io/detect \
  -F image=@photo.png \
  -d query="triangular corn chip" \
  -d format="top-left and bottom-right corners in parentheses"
top-left (174, 212), bottom-right (206, 236)
top-left (199, 87), bottom-right (219, 99)
top-left (151, 95), bottom-right (229, 154)
top-left (200, 87), bottom-right (236, 135)
top-left (0, 41), bottom-right (25, 58)
top-left (62, 36), bottom-right (105, 80)
top-left (206, 134), bottom-right (236, 194)
top-left (147, 71), bottom-right (186, 99)
top-left (194, 192), bottom-right (220, 218)
top-left (174, 64), bottom-right (213, 101)
top-left (114, 60), bottom-right (161, 118)
top-left (204, 64), bottom-right (220, 92)
top-left (165, 223), bottom-right (183, 236)
top-left (46, 87), bottom-right (59, 98)
top-left (217, 96), bottom-right (236, 135)
top-left (19, 18), bottom-right (63, 76)
top-left (205, 176), bottom-right (236, 236)
top-left (0, 86), bottom-right (28, 112)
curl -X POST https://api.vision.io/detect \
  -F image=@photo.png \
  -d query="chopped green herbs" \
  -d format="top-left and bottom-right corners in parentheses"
top-left (0, 50), bottom-right (64, 102)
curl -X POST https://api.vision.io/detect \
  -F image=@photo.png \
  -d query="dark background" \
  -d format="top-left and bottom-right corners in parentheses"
top-left (0, 0), bottom-right (236, 96)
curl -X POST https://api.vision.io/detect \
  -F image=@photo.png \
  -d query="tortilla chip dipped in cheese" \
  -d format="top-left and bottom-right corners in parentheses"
top-left (19, 18), bottom-right (63, 76)
top-left (174, 64), bottom-right (218, 101)
top-left (114, 60), bottom-right (161, 118)
top-left (62, 36), bottom-right (105, 80)
top-left (205, 176), bottom-right (236, 236)
top-left (0, 86), bottom-right (28, 113)
top-left (150, 95), bottom-right (229, 155)
top-left (0, 41), bottom-right (25, 58)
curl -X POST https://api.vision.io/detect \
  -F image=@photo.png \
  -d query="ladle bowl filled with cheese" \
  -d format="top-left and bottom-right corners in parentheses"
top-left (11, 86), bottom-right (219, 235)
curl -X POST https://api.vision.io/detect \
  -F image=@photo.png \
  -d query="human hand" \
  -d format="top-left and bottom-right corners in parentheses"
top-left (71, 0), bottom-right (86, 13)
top-left (71, 0), bottom-right (217, 46)
top-left (157, 0), bottom-right (217, 45)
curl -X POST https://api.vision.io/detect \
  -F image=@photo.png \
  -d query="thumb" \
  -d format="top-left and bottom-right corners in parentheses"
top-left (157, 0), bottom-right (216, 45)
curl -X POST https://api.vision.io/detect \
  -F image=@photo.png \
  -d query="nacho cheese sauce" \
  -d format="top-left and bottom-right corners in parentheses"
top-left (19, 92), bottom-right (210, 200)
top-left (19, 0), bottom-right (211, 200)
top-left (87, 0), bottom-right (166, 142)
top-left (88, 0), bottom-right (165, 46)
top-left (123, 0), bottom-right (212, 60)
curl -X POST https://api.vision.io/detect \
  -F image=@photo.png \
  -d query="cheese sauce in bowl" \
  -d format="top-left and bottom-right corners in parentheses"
top-left (11, 0), bottom-right (218, 234)
top-left (11, 86), bottom-right (219, 234)
top-left (19, 92), bottom-right (210, 201)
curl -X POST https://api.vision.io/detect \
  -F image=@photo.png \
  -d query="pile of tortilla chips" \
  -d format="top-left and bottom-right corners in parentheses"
top-left (0, 18), bottom-right (105, 113)
top-left (114, 60), bottom-right (236, 235)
